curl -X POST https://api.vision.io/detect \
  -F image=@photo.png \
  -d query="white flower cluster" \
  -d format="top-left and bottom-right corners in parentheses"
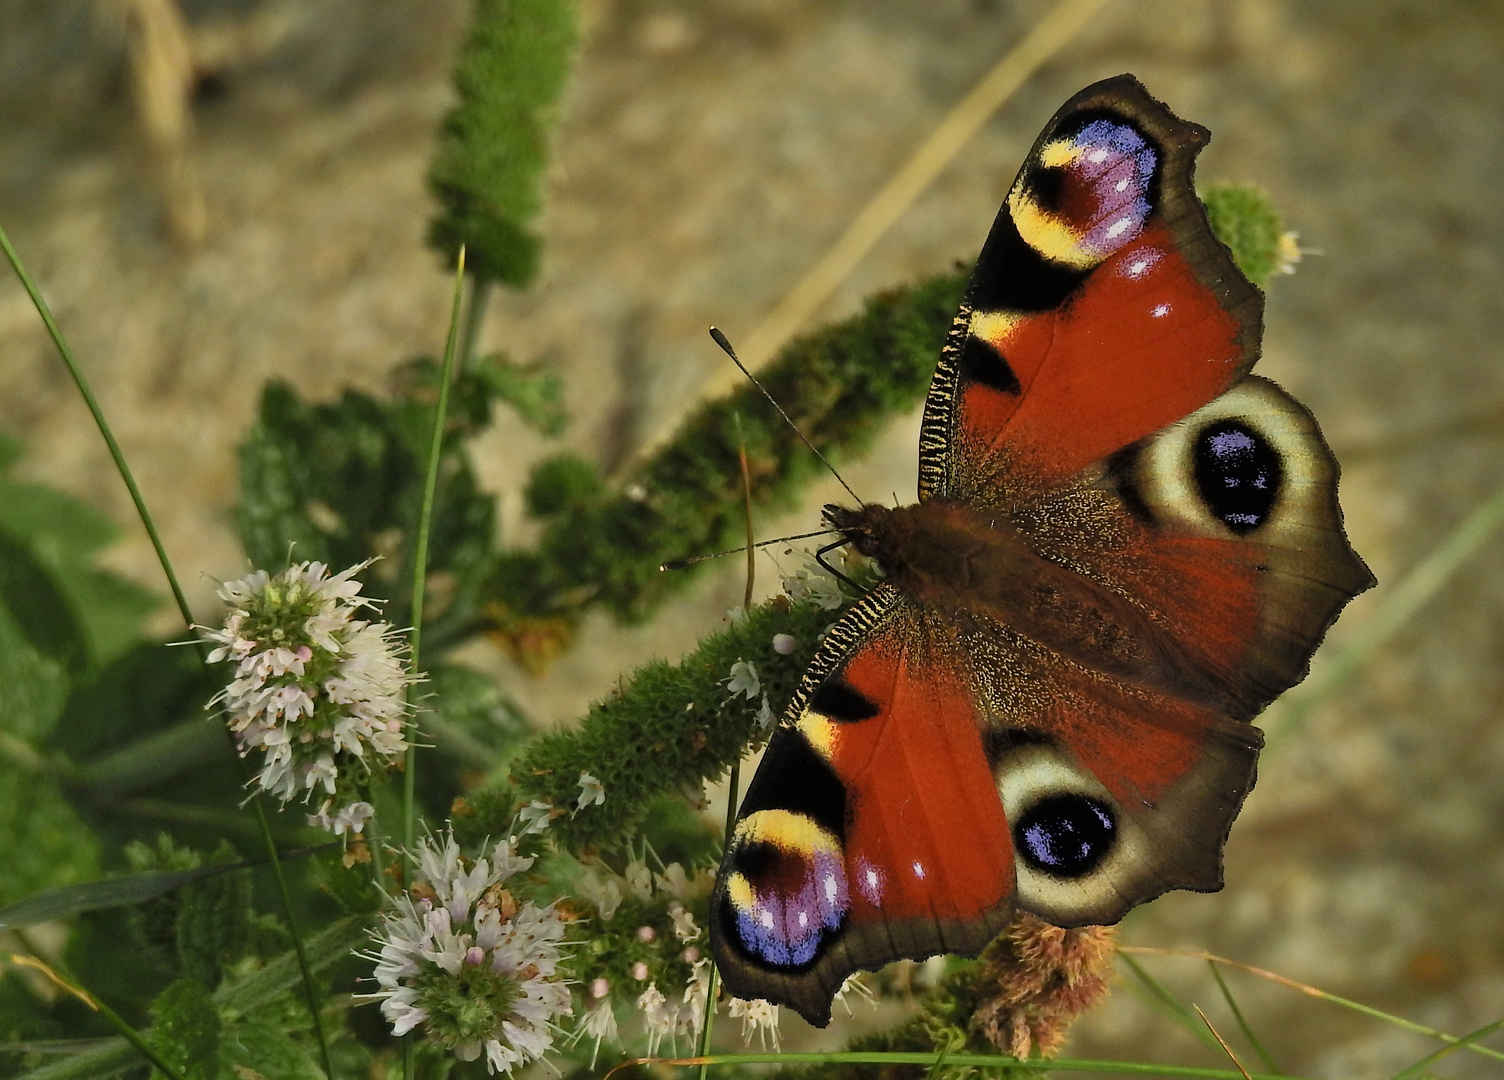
top-left (725, 659), bottom-right (774, 730)
top-left (779, 548), bottom-right (845, 610)
top-left (204, 561), bottom-right (413, 826)
top-left (366, 831), bottom-right (572, 1074)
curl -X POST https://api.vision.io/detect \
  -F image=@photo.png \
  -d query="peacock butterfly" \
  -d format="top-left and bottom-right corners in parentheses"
top-left (707, 74), bottom-right (1374, 1027)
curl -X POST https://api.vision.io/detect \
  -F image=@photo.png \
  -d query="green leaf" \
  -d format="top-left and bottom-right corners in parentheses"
top-left (174, 846), bottom-right (253, 990)
top-left (423, 662), bottom-right (531, 767)
top-left (50, 643), bottom-right (219, 772)
top-left (0, 598), bottom-right (97, 907)
top-left (474, 353), bottom-right (567, 436)
top-left (234, 379), bottom-right (500, 640)
top-left (0, 529), bottom-right (89, 674)
top-left (0, 869), bottom-right (208, 931)
top-left (147, 980), bottom-right (219, 1080)
top-left (218, 1019), bottom-right (325, 1080)
top-left (0, 455), bottom-right (157, 670)
top-left (215, 915), bottom-right (369, 1018)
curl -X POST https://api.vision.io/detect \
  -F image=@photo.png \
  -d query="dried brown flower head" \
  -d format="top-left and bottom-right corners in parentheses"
top-left (970, 911), bottom-right (1117, 1059)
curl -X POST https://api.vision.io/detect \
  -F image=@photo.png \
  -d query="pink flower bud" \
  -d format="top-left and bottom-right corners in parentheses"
top-left (772, 633), bottom-right (796, 655)
top-left (590, 977), bottom-right (611, 999)
top-left (464, 946), bottom-right (485, 967)
top-left (632, 962), bottom-right (650, 980)
top-left (637, 925), bottom-right (656, 942)
top-left (682, 947), bottom-right (700, 963)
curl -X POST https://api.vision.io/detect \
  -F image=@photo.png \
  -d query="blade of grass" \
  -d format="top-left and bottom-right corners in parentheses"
top-left (0, 218), bottom-right (336, 1080)
top-left (1124, 946), bottom-right (1504, 1066)
top-left (402, 245), bottom-right (467, 1080)
top-left (605, 1050), bottom-right (1305, 1080)
top-left (1265, 476), bottom-right (1504, 744)
top-left (1118, 953), bottom-right (1223, 1053)
top-left (1390, 1014), bottom-right (1504, 1080)
top-left (5, 955), bottom-right (187, 1080)
top-left (0, 223), bottom-right (194, 634)
top-left (1207, 960), bottom-right (1281, 1076)
top-left (1194, 1005), bottom-right (1253, 1080)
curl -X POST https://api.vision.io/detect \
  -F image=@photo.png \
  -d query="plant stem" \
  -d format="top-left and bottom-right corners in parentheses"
top-left (401, 247), bottom-right (466, 1080)
top-left (1123, 945), bottom-right (1504, 1065)
top-left (252, 797), bottom-right (336, 1080)
top-left (6, 952), bottom-right (188, 1080)
top-left (1208, 960), bottom-right (1280, 1076)
top-left (0, 222), bottom-right (196, 633)
top-left (405, 245), bottom-right (466, 858)
top-left (460, 274), bottom-right (491, 370)
top-left (698, 444), bottom-right (756, 1077)
top-left (1390, 1014), bottom-right (1504, 1080)
top-left (0, 218), bottom-right (335, 1080)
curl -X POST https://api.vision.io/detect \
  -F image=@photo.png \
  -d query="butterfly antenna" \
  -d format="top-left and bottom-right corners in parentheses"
top-left (659, 528), bottom-right (836, 572)
top-left (708, 326), bottom-right (863, 505)
top-left (814, 538), bottom-right (862, 593)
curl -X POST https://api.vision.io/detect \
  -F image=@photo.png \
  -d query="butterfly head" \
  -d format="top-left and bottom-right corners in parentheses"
top-left (820, 502), bottom-right (902, 564)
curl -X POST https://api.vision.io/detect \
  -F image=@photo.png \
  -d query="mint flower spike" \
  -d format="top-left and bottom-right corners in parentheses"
top-left (363, 830), bottom-right (573, 1074)
top-left (202, 560), bottom-right (415, 829)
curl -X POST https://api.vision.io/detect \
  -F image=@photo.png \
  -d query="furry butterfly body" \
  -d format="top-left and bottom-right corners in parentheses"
top-left (709, 75), bottom-right (1373, 1026)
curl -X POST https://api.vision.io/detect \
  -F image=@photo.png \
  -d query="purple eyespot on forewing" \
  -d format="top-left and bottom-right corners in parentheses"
top-left (1069, 120), bottom-right (1156, 257)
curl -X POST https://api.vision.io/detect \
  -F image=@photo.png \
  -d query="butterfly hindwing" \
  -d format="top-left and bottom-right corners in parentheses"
top-left (711, 586), bottom-right (1016, 1025)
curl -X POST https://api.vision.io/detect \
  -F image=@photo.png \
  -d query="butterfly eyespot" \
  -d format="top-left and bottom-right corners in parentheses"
top-left (1013, 793), bottom-right (1118, 878)
top-left (717, 810), bottom-right (849, 970)
top-left (1193, 419), bottom-right (1283, 533)
top-left (1024, 164), bottom-right (1069, 213)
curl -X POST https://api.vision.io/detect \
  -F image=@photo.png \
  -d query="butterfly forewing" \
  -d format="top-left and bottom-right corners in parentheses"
top-left (919, 74), bottom-right (1263, 504)
top-left (712, 587), bottom-right (1017, 1025)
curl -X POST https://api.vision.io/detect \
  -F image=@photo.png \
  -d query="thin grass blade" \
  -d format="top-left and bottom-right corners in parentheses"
top-left (1208, 960), bottom-right (1281, 1075)
top-left (1118, 953), bottom-right (1223, 1053)
top-left (1390, 1014), bottom-right (1504, 1080)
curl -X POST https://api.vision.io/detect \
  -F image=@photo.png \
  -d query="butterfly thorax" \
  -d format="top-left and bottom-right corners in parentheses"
top-left (824, 499), bottom-right (1181, 681)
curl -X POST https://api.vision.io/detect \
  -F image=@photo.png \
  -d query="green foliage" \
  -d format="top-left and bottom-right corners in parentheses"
top-left (0, 581), bottom-right (98, 908)
top-left (428, 0), bottom-right (580, 285)
top-left (474, 353), bottom-right (568, 437)
top-left (148, 979), bottom-right (220, 1080)
top-left (173, 846), bottom-right (254, 990)
top-left (219, 1018), bottom-right (327, 1080)
top-left (462, 596), bottom-right (843, 853)
top-left (0, 434), bottom-right (165, 909)
top-left (489, 268), bottom-right (967, 645)
top-left (1203, 182), bottom-right (1289, 287)
top-left (768, 962), bottom-right (1024, 1080)
top-left (234, 374), bottom-right (499, 638)
top-left (0, 435), bottom-right (159, 671)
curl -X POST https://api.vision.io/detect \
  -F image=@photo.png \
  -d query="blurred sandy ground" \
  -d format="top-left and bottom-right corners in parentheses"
top-left (1, 0), bottom-right (1502, 1074)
